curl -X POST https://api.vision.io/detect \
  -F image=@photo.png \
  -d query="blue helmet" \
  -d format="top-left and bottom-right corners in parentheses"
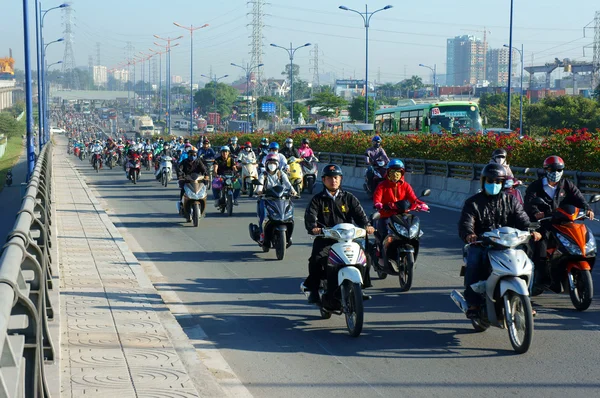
top-left (387, 159), bottom-right (405, 170)
top-left (372, 135), bottom-right (382, 143)
top-left (268, 142), bottom-right (280, 150)
top-left (220, 145), bottom-right (230, 152)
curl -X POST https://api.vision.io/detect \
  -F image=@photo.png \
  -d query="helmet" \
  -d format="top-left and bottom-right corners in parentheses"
top-left (269, 142), bottom-right (279, 150)
top-left (285, 138), bottom-right (293, 145)
top-left (543, 155), bottom-right (565, 171)
top-left (386, 159), bottom-right (405, 171)
top-left (265, 153), bottom-right (279, 164)
top-left (481, 163), bottom-right (507, 183)
top-left (322, 164), bottom-right (343, 177)
top-left (244, 141), bottom-right (252, 148)
top-left (117, 138), bottom-right (122, 143)
top-left (230, 136), bottom-right (238, 144)
top-left (372, 135), bottom-right (382, 143)
top-left (491, 148), bottom-right (507, 158)
top-left (184, 138), bottom-right (190, 144)
top-left (178, 136), bottom-right (184, 140)
top-left (260, 137), bottom-right (269, 145)
top-left (203, 139), bottom-right (210, 145)
top-left (184, 143), bottom-right (192, 148)
top-left (301, 138), bottom-right (310, 145)
top-left (220, 145), bottom-right (230, 153)
top-left (188, 149), bottom-right (197, 156)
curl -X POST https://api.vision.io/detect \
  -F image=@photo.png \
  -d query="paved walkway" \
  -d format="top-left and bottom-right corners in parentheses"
top-left (53, 144), bottom-right (227, 397)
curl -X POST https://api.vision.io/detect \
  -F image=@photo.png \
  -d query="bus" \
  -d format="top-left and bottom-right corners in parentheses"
top-left (374, 100), bottom-right (483, 135)
top-left (82, 101), bottom-right (91, 114)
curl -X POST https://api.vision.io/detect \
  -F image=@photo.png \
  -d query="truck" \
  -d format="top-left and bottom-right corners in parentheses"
top-left (228, 120), bottom-right (251, 133)
top-left (133, 115), bottom-right (155, 137)
top-left (207, 112), bottom-right (221, 128)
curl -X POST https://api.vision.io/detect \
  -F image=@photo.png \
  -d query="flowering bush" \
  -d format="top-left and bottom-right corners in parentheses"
top-left (196, 128), bottom-right (600, 172)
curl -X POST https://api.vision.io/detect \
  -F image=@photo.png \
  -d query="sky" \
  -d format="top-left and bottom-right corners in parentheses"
top-left (1, 0), bottom-right (598, 85)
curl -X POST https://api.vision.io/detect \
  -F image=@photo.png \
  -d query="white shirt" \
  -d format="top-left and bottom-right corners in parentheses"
top-left (326, 189), bottom-right (340, 200)
top-left (90, 144), bottom-right (103, 154)
top-left (256, 170), bottom-right (295, 195)
top-left (238, 150), bottom-right (257, 164)
top-left (542, 177), bottom-right (558, 198)
top-left (261, 152), bottom-right (288, 170)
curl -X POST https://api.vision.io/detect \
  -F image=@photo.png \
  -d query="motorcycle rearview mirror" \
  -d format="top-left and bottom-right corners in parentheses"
top-left (420, 189), bottom-right (431, 197)
top-left (528, 221), bottom-right (541, 231)
top-left (589, 194), bottom-right (600, 204)
top-left (371, 212), bottom-right (381, 221)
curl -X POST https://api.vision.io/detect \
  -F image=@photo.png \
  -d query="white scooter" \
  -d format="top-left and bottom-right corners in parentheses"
top-left (156, 156), bottom-right (173, 187)
top-left (302, 223), bottom-right (369, 337)
top-left (451, 226), bottom-right (535, 354)
top-left (240, 159), bottom-right (258, 197)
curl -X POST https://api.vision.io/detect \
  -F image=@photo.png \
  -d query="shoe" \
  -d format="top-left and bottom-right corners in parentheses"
top-left (258, 233), bottom-right (265, 244)
top-left (466, 307), bottom-right (480, 319)
top-left (234, 199), bottom-right (239, 206)
top-left (307, 291), bottom-right (321, 305)
top-left (362, 294), bottom-right (372, 301)
top-left (214, 199), bottom-right (220, 207)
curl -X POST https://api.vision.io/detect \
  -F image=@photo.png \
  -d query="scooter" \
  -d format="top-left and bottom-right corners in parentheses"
top-left (126, 153), bottom-right (141, 184)
top-left (249, 185), bottom-right (295, 260)
top-left (451, 226), bottom-right (535, 354)
top-left (73, 146), bottom-right (80, 158)
top-left (156, 156), bottom-right (173, 187)
top-left (239, 158), bottom-right (258, 197)
top-left (107, 149), bottom-right (118, 169)
top-left (92, 152), bottom-right (102, 172)
top-left (142, 151), bottom-right (153, 171)
top-left (371, 190), bottom-right (430, 292)
top-left (301, 223), bottom-right (370, 337)
top-left (286, 157), bottom-right (304, 196)
top-left (178, 173), bottom-right (208, 227)
top-left (364, 159), bottom-right (387, 198)
top-left (531, 195), bottom-right (600, 311)
top-left (213, 173), bottom-right (239, 216)
top-left (5, 169), bottom-right (13, 187)
top-left (300, 155), bottom-right (319, 194)
top-left (504, 177), bottom-right (524, 205)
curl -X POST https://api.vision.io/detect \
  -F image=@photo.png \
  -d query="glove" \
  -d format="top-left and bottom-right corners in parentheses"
top-left (374, 203), bottom-right (383, 210)
top-left (383, 202), bottom-right (397, 211)
top-left (416, 203), bottom-right (430, 212)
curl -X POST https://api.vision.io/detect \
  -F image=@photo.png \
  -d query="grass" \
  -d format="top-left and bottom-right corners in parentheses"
top-left (0, 136), bottom-right (25, 192)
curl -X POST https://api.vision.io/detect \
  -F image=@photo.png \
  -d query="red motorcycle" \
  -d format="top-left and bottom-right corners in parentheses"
top-left (142, 151), bottom-right (153, 171)
top-left (74, 146), bottom-right (81, 158)
top-left (126, 153), bottom-right (141, 184)
top-left (92, 153), bottom-right (102, 173)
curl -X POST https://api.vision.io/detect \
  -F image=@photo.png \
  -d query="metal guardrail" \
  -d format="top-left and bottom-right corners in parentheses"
top-left (317, 152), bottom-right (600, 194)
top-left (0, 144), bottom-right (54, 398)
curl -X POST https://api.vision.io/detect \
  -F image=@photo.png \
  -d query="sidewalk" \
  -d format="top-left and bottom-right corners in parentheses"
top-left (53, 145), bottom-right (227, 397)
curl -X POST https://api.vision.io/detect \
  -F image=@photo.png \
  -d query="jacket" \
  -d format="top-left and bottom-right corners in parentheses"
top-left (373, 178), bottom-right (419, 218)
top-left (178, 158), bottom-right (208, 178)
top-left (365, 146), bottom-right (389, 164)
top-left (458, 191), bottom-right (532, 242)
top-left (305, 188), bottom-right (370, 234)
top-left (524, 177), bottom-right (588, 219)
top-left (215, 155), bottom-right (236, 175)
top-left (281, 146), bottom-right (299, 159)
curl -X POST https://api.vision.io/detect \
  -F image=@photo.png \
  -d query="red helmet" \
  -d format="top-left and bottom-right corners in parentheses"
top-left (245, 141), bottom-right (252, 148)
top-left (543, 156), bottom-right (565, 171)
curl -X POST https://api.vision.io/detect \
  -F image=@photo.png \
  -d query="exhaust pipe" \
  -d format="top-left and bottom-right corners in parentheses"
top-left (451, 290), bottom-right (469, 313)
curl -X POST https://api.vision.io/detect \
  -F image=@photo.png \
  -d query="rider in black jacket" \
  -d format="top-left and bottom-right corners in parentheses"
top-left (523, 155), bottom-right (593, 291)
top-left (458, 163), bottom-right (540, 318)
top-left (177, 149), bottom-right (208, 202)
top-left (304, 164), bottom-right (375, 306)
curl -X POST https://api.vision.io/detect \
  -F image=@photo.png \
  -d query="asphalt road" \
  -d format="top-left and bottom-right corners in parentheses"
top-left (64, 137), bottom-right (600, 398)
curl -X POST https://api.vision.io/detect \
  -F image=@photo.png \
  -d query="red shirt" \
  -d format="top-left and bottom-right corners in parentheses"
top-left (373, 178), bottom-right (419, 218)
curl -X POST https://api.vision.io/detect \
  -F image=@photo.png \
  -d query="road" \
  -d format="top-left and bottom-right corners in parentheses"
top-left (67, 139), bottom-right (600, 397)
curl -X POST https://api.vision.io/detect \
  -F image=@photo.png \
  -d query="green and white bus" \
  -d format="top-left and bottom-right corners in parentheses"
top-left (374, 99), bottom-right (483, 135)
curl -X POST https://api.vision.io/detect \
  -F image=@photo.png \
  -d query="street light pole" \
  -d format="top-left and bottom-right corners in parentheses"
top-left (231, 62), bottom-right (264, 132)
top-left (506, 0), bottom-right (514, 130)
top-left (174, 23), bottom-right (209, 134)
top-left (150, 48), bottom-right (166, 121)
top-left (339, 4), bottom-right (392, 123)
top-left (154, 35), bottom-right (183, 136)
top-left (22, 0), bottom-right (36, 180)
top-left (43, 37), bottom-right (63, 149)
top-left (201, 74), bottom-right (229, 117)
top-left (270, 43), bottom-right (311, 124)
top-left (504, 44), bottom-right (524, 134)
top-left (419, 63), bottom-right (437, 97)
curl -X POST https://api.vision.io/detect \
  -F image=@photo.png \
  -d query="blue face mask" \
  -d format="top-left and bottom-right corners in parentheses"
top-left (190, 156), bottom-right (197, 161)
top-left (484, 182), bottom-right (502, 196)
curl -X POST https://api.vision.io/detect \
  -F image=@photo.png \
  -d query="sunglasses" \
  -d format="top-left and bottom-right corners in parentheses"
top-left (485, 178), bottom-right (504, 184)
top-left (495, 155), bottom-right (506, 159)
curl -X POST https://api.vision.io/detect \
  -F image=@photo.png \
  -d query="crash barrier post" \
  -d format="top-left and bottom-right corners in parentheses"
top-left (0, 143), bottom-right (54, 398)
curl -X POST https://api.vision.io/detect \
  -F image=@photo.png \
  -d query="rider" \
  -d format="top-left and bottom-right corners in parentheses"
top-left (198, 139), bottom-right (216, 162)
top-left (281, 137), bottom-right (299, 159)
top-left (458, 163), bottom-right (541, 319)
top-left (373, 159), bottom-right (428, 264)
top-left (297, 138), bottom-right (314, 160)
top-left (177, 148), bottom-right (209, 204)
top-left (254, 154), bottom-right (298, 244)
top-left (261, 142), bottom-right (287, 171)
top-left (228, 136), bottom-right (242, 156)
top-left (238, 141), bottom-right (257, 164)
top-left (90, 140), bottom-right (103, 168)
top-left (213, 146), bottom-right (241, 206)
top-left (257, 137), bottom-right (270, 163)
top-left (303, 164), bottom-right (375, 305)
top-left (365, 135), bottom-right (390, 165)
top-left (523, 155), bottom-right (594, 292)
top-left (489, 148), bottom-right (514, 178)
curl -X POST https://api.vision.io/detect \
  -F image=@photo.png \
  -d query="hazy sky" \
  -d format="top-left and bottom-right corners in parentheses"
top-left (1, 0), bottom-right (597, 85)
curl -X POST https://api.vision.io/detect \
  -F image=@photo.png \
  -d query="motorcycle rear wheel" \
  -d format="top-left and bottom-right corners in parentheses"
top-left (226, 195), bottom-right (233, 217)
top-left (398, 252), bottom-right (414, 292)
top-left (343, 281), bottom-right (364, 337)
top-left (131, 171), bottom-right (137, 184)
top-left (162, 171), bottom-right (168, 187)
top-left (192, 203), bottom-right (200, 227)
top-left (275, 230), bottom-right (286, 260)
top-left (471, 319), bottom-right (489, 333)
top-left (504, 292), bottom-right (534, 354)
top-left (307, 178), bottom-right (314, 194)
top-left (569, 269), bottom-right (593, 311)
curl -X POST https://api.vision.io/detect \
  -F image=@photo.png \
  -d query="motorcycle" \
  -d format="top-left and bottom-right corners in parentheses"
top-left (239, 158), bottom-right (258, 197)
top-left (531, 195), bottom-right (600, 311)
top-left (156, 156), bottom-right (173, 187)
top-left (249, 185), bottom-right (295, 260)
top-left (364, 159), bottom-right (387, 198)
top-left (178, 173), bottom-right (208, 227)
top-left (126, 153), bottom-right (141, 184)
top-left (5, 169), bottom-right (13, 187)
top-left (213, 173), bottom-right (239, 216)
top-left (142, 151), bottom-right (153, 171)
top-left (301, 223), bottom-right (370, 337)
top-left (504, 177), bottom-right (524, 205)
top-left (79, 147), bottom-right (87, 161)
top-left (451, 226), bottom-right (535, 354)
top-left (107, 149), bottom-right (118, 169)
top-left (286, 157), bottom-right (304, 196)
top-left (300, 155), bottom-right (319, 194)
top-left (92, 152), bottom-right (102, 172)
top-left (73, 146), bottom-right (80, 158)
top-left (370, 190), bottom-right (431, 292)
top-left (116, 146), bottom-right (124, 166)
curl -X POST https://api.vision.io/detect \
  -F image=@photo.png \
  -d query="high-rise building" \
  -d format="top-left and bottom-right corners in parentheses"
top-left (446, 35), bottom-right (487, 86)
top-left (486, 48), bottom-right (510, 86)
top-left (171, 75), bottom-right (183, 84)
top-left (92, 65), bottom-right (107, 86)
top-left (111, 69), bottom-right (129, 83)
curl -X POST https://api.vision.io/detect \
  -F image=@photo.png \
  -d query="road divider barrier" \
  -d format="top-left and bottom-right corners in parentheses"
top-left (0, 144), bottom-right (54, 398)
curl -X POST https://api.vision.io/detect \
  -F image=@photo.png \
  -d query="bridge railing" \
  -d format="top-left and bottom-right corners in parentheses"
top-left (0, 143), bottom-right (54, 398)
top-left (316, 152), bottom-right (600, 194)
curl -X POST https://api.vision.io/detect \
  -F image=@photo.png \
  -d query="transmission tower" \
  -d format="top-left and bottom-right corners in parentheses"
top-left (61, 3), bottom-right (79, 89)
top-left (309, 44), bottom-right (320, 94)
top-left (248, 0), bottom-right (265, 92)
top-left (96, 42), bottom-right (101, 65)
top-left (584, 11), bottom-right (600, 89)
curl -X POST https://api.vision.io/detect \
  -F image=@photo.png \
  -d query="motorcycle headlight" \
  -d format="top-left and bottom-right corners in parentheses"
top-left (585, 234), bottom-right (597, 256)
top-left (225, 178), bottom-right (232, 185)
top-left (338, 228), bottom-right (355, 240)
top-left (393, 222), bottom-right (409, 238)
top-left (557, 233), bottom-right (582, 255)
top-left (409, 223), bottom-right (420, 239)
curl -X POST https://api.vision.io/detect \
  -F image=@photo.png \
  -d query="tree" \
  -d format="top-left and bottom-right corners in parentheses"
top-left (193, 82), bottom-right (239, 117)
top-left (397, 76), bottom-right (424, 95)
top-left (526, 95), bottom-right (600, 133)
top-left (306, 91), bottom-right (347, 118)
top-left (291, 79), bottom-right (311, 100)
top-left (594, 83), bottom-right (600, 103)
top-left (292, 102), bottom-right (309, 123)
top-left (348, 96), bottom-right (376, 123)
top-left (256, 95), bottom-right (285, 119)
top-left (281, 64), bottom-right (300, 82)
top-left (478, 93), bottom-right (526, 130)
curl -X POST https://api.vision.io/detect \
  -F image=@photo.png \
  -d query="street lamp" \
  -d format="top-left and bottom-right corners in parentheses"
top-left (201, 74), bottom-right (229, 117)
top-left (174, 22), bottom-right (209, 133)
top-left (419, 63), bottom-right (437, 97)
top-left (339, 4), bottom-right (392, 123)
top-left (22, 0), bottom-right (36, 179)
top-left (270, 42), bottom-right (311, 124)
top-left (506, 0), bottom-right (515, 129)
top-left (504, 44), bottom-right (524, 134)
top-left (231, 62), bottom-right (263, 131)
top-left (42, 37), bottom-right (63, 149)
top-left (150, 48), bottom-right (167, 120)
top-left (154, 34), bottom-right (183, 135)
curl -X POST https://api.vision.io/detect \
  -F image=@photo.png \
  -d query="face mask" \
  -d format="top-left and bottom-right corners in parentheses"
top-left (246, 147), bottom-right (252, 152)
top-left (190, 156), bottom-right (197, 161)
top-left (484, 182), bottom-right (503, 196)
top-left (547, 171), bottom-right (563, 183)
top-left (267, 163), bottom-right (277, 172)
top-left (286, 143), bottom-right (292, 148)
top-left (373, 142), bottom-right (381, 147)
top-left (494, 156), bottom-right (506, 165)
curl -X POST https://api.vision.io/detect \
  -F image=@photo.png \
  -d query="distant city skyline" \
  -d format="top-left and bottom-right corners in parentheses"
top-left (1, 0), bottom-right (598, 86)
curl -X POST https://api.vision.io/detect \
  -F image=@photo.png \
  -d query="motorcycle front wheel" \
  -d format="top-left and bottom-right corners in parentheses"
top-left (226, 195), bottom-right (233, 216)
top-left (504, 291), bottom-right (534, 354)
top-left (398, 252), bottom-right (414, 292)
top-left (307, 178), bottom-right (314, 194)
top-left (131, 170), bottom-right (137, 184)
top-left (162, 171), bottom-right (168, 187)
top-left (569, 269), bottom-right (593, 311)
top-left (192, 203), bottom-right (200, 227)
top-left (275, 229), bottom-right (286, 260)
top-left (342, 281), bottom-right (364, 337)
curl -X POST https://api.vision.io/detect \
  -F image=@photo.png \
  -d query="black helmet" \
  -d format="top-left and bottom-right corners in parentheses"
top-left (322, 164), bottom-right (343, 178)
top-left (480, 163), bottom-right (507, 184)
top-left (302, 138), bottom-right (310, 145)
top-left (491, 148), bottom-right (507, 158)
